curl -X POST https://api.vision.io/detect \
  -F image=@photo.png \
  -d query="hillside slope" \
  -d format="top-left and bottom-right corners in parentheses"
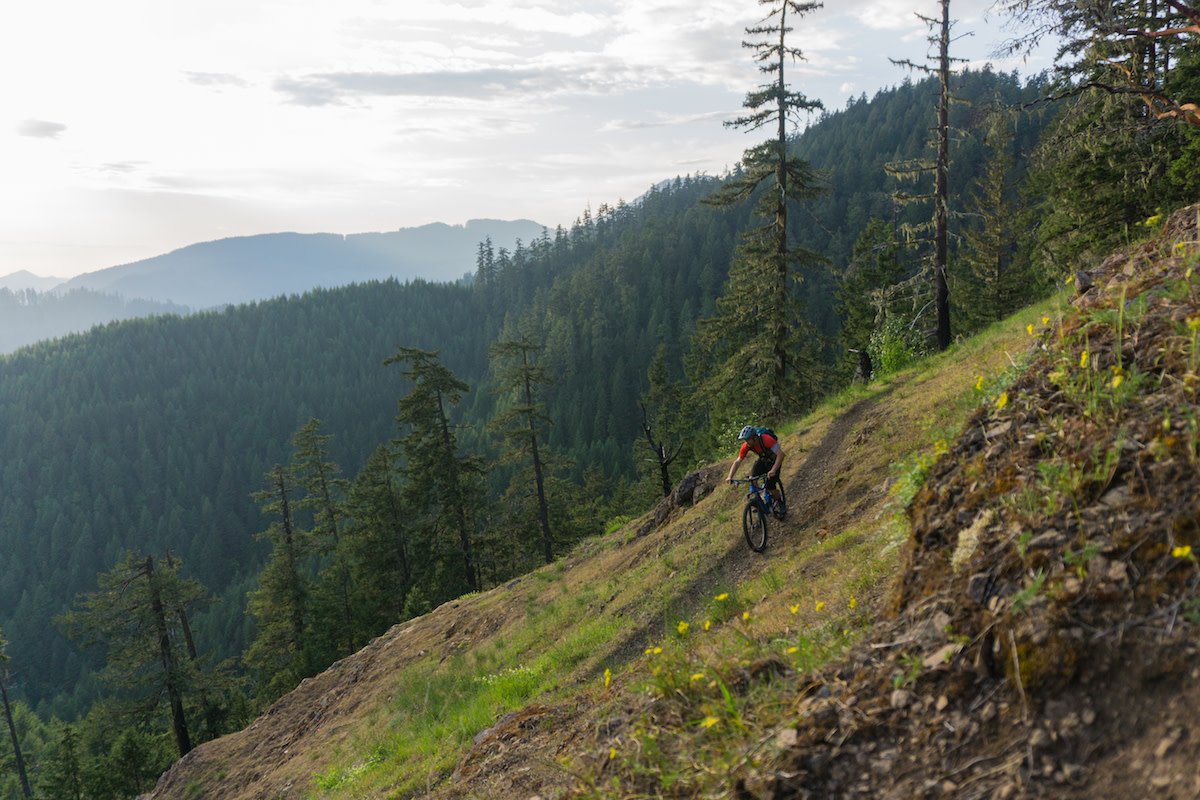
top-left (145, 206), bottom-right (1200, 800)
top-left (140, 262), bottom-right (1035, 798)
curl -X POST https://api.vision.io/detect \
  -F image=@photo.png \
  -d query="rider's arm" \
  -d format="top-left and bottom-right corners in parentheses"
top-left (727, 454), bottom-right (745, 483)
top-left (768, 447), bottom-right (784, 478)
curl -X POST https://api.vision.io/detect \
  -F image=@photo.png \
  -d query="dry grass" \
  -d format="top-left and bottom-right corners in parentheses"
top-left (146, 294), bottom-right (1061, 800)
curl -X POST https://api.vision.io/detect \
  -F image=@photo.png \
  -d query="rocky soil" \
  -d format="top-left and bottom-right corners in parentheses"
top-left (758, 204), bottom-right (1200, 799)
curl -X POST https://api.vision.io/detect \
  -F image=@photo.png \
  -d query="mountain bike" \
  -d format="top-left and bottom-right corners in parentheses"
top-left (731, 475), bottom-right (787, 552)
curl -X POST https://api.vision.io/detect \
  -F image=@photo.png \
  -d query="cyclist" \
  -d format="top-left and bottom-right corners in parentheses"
top-left (726, 425), bottom-right (785, 507)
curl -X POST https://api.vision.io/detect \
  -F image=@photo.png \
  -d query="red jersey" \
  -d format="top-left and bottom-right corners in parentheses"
top-left (738, 433), bottom-right (779, 459)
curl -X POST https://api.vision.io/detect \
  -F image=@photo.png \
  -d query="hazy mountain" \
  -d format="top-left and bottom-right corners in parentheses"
top-left (59, 219), bottom-right (547, 309)
top-left (0, 269), bottom-right (65, 292)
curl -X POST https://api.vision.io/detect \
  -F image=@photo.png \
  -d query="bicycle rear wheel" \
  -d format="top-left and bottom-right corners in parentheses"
top-left (772, 482), bottom-right (787, 520)
top-left (743, 501), bottom-right (768, 552)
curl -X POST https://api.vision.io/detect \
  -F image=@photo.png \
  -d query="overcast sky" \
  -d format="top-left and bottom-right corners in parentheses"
top-left (1, 0), bottom-right (1056, 279)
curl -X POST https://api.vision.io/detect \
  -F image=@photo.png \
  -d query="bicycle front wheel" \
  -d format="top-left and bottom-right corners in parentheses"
top-left (743, 501), bottom-right (768, 552)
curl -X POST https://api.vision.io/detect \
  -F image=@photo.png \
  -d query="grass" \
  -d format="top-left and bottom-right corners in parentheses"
top-left (295, 293), bottom-right (1066, 800)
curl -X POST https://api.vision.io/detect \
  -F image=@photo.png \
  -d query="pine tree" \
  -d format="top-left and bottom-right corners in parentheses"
top-left (835, 218), bottom-right (909, 381)
top-left (488, 335), bottom-right (556, 564)
top-left (693, 0), bottom-right (829, 420)
top-left (956, 108), bottom-right (1032, 331)
top-left (887, 0), bottom-right (965, 350)
top-left (0, 628), bottom-right (31, 799)
top-left (244, 466), bottom-right (314, 698)
top-left (288, 418), bottom-right (354, 658)
top-left (56, 553), bottom-right (211, 757)
top-left (36, 723), bottom-right (83, 800)
top-left (343, 443), bottom-right (413, 634)
top-left (386, 347), bottom-right (485, 595)
top-left (638, 344), bottom-right (689, 498)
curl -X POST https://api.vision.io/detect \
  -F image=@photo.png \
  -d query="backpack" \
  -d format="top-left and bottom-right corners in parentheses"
top-left (750, 427), bottom-right (777, 457)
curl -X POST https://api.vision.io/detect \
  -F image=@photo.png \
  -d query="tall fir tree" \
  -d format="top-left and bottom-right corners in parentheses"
top-left (386, 347), bottom-right (486, 596)
top-left (244, 466), bottom-right (314, 699)
top-left (692, 0), bottom-right (829, 421)
top-left (887, 0), bottom-right (965, 350)
top-left (288, 418), bottom-right (354, 660)
top-left (56, 553), bottom-right (212, 758)
top-left (488, 335), bottom-right (557, 564)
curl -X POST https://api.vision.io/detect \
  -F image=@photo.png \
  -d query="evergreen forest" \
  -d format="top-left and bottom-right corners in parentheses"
top-left (3, 1), bottom-right (1200, 789)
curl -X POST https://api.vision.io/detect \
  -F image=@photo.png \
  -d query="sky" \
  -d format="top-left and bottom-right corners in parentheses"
top-left (0, 0), bottom-right (1057, 280)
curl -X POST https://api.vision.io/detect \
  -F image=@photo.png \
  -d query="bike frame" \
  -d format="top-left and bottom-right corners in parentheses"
top-left (733, 475), bottom-right (773, 512)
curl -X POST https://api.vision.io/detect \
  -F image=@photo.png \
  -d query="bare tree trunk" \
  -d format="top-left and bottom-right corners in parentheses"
top-left (1, 672), bottom-right (31, 799)
top-left (934, 0), bottom-right (952, 350)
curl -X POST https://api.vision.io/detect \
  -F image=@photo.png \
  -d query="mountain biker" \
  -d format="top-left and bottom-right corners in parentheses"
top-left (726, 425), bottom-right (785, 506)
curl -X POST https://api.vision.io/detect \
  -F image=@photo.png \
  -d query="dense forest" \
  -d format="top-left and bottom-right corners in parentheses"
top-left (3, 0), bottom-right (1200, 787)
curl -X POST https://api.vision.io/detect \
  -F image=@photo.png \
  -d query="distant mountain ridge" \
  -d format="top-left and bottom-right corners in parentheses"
top-left (0, 269), bottom-right (65, 292)
top-left (0, 219), bottom-right (546, 354)
top-left (59, 219), bottom-right (548, 309)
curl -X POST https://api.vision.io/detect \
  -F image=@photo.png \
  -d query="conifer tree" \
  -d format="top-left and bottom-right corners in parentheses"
top-left (836, 218), bottom-right (908, 381)
top-left (288, 418), bottom-right (354, 658)
top-left (343, 443), bottom-right (413, 633)
top-left (0, 628), bottom-right (31, 800)
top-left (887, 0), bottom-right (964, 351)
top-left (36, 723), bottom-right (83, 800)
top-left (995, 0), bottom-right (1200, 265)
top-left (56, 553), bottom-right (211, 757)
top-left (488, 335), bottom-right (556, 564)
top-left (693, 0), bottom-right (829, 419)
top-left (245, 466), bottom-right (314, 698)
top-left (386, 347), bottom-right (485, 594)
top-left (638, 344), bottom-right (689, 498)
top-left (956, 108), bottom-right (1031, 330)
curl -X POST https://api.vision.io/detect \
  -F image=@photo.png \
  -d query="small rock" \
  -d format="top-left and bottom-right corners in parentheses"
top-left (1155, 727), bottom-right (1184, 759)
top-left (890, 689), bottom-right (912, 709)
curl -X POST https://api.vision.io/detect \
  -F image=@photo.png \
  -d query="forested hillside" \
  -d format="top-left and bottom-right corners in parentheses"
top-left (0, 289), bottom-right (187, 354)
top-left (2, 68), bottom-right (1046, 718)
top-left (0, 65), bottom-right (1113, 797)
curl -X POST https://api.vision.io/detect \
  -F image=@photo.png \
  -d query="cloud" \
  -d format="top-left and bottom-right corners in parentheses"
top-left (16, 119), bottom-right (66, 139)
top-left (600, 109), bottom-right (731, 133)
top-left (273, 67), bottom-right (589, 106)
top-left (184, 72), bottom-right (250, 89)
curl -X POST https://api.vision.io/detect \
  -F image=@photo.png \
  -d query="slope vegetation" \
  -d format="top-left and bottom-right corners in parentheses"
top-left (141, 223), bottom-right (1053, 799)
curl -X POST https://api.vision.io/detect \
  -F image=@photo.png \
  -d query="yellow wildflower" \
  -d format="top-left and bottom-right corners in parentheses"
top-left (849, 596), bottom-right (857, 610)
top-left (1042, 316), bottom-right (1050, 326)
top-left (1026, 323), bottom-right (1034, 336)
top-left (701, 716), bottom-right (720, 728)
top-left (677, 621), bottom-right (689, 635)
top-left (742, 611), bottom-right (751, 621)
top-left (704, 620), bottom-right (712, 631)
top-left (690, 672), bottom-right (705, 681)
top-left (789, 603), bottom-right (800, 614)
top-left (1080, 350), bottom-right (1089, 368)
top-left (610, 748), bottom-right (618, 760)
top-left (604, 668), bottom-right (612, 688)
top-left (786, 646), bottom-right (799, 654)
top-left (815, 601), bottom-right (825, 612)
top-left (974, 375), bottom-right (984, 391)
top-left (1173, 545), bottom-right (1193, 559)
top-left (994, 392), bottom-right (1009, 410)
top-left (716, 593), bottom-right (729, 601)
